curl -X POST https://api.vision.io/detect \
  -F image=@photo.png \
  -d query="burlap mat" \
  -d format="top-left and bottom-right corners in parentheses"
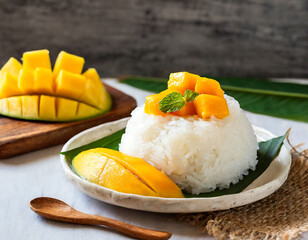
top-left (177, 143), bottom-right (308, 240)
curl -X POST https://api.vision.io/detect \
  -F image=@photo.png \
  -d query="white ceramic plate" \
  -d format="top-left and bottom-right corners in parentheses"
top-left (60, 118), bottom-right (291, 213)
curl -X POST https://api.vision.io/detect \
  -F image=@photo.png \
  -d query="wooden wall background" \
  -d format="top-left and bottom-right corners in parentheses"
top-left (0, 0), bottom-right (307, 78)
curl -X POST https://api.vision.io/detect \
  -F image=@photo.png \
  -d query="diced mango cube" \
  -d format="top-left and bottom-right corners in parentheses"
top-left (18, 68), bottom-right (35, 94)
top-left (53, 51), bottom-right (85, 77)
top-left (22, 49), bottom-right (51, 70)
top-left (194, 94), bottom-right (230, 119)
top-left (21, 96), bottom-right (39, 119)
top-left (144, 89), bottom-right (174, 116)
top-left (173, 102), bottom-right (196, 116)
top-left (168, 72), bottom-right (200, 94)
top-left (7, 96), bottom-right (22, 117)
top-left (0, 57), bottom-right (22, 79)
top-left (34, 68), bottom-right (54, 95)
top-left (83, 68), bottom-right (102, 87)
top-left (0, 98), bottom-right (9, 115)
top-left (56, 97), bottom-right (78, 121)
top-left (79, 78), bottom-right (102, 108)
top-left (39, 95), bottom-right (56, 121)
top-left (0, 72), bottom-right (22, 99)
top-left (195, 77), bottom-right (224, 97)
top-left (76, 103), bottom-right (101, 119)
top-left (55, 70), bottom-right (87, 100)
top-left (98, 84), bottom-right (112, 110)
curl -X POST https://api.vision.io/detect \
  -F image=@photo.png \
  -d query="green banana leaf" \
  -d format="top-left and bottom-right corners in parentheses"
top-left (119, 76), bottom-right (308, 122)
top-left (61, 129), bottom-right (287, 198)
top-left (60, 128), bottom-right (125, 160)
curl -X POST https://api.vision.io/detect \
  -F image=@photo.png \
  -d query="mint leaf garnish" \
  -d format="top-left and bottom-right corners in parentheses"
top-left (184, 90), bottom-right (199, 102)
top-left (159, 92), bottom-right (186, 113)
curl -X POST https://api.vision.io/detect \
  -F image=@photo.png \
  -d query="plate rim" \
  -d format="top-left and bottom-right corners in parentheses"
top-left (60, 117), bottom-right (291, 213)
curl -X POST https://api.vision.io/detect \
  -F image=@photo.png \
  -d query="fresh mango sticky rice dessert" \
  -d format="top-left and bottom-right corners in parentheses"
top-left (120, 72), bottom-right (258, 195)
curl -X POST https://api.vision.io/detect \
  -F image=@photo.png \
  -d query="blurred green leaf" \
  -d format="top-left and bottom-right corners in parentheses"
top-left (60, 128), bottom-right (125, 160)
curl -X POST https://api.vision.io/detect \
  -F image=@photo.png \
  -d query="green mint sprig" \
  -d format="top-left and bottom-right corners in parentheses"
top-left (159, 90), bottom-right (199, 113)
top-left (184, 90), bottom-right (199, 102)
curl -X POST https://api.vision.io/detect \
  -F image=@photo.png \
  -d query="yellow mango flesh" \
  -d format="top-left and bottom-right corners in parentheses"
top-left (73, 148), bottom-right (184, 198)
top-left (76, 103), bottom-right (101, 119)
top-left (22, 95), bottom-right (39, 119)
top-left (56, 97), bottom-right (78, 121)
top-left (7, 96), bottom-right (22, 118)
top-left (0, 95), bottom-right (105, 122)
top-left (0, 72), bottom-right (22, 99)
top-left (0, 98), bottom-right (9, 115)
top-left (83, 68), bottom-right (102, 87)
top-left (34, 68), bottom-right (54, 95)
top-left (194, 94), bottom-right (230, 119)
top-left (144, 89), bottom-right (174, 116)
top-left (195, 77), bottom-right (224, 97)
top-left (168, 72), bottom-right (200, 94)
top-left (18, 68), bottom-right (35, 94)
top-left (53, 51), bottom-right (85, 77)
top-left (172, 101), bottom-right (196, 116)
top-left (22, 49), bottom-right (51, 70)
top-left (55, 70), bottom-right (87, 100)
top-left (39, 95), bottom-right (56, 121)
top-left (0, 57), bottom-right (22, 79)
top-left (73, 149), bottom-right (157, 196)
top-left (145, 89), bottom-right (196, 117)
top-left (146, 71), bottom-right (229, 120)
top-left (0, 49), bottom-right (112, 122)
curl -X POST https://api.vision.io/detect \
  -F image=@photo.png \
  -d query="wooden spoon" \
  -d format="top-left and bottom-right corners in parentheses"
top-left (30, 197), bottom-right (172, 240)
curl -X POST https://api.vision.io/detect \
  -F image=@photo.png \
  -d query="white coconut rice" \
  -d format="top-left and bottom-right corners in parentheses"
top-left (119, 95), bottom-right (258, 195)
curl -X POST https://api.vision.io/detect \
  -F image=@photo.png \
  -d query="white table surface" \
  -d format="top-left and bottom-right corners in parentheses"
top-left (1, 79), bottom-right (307, 240)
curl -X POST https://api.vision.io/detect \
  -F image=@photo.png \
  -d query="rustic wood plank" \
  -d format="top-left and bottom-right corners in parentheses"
top-left (0, 0), bottom-right (307, 79)
top-left (0, 84), bottom-right (136, 159)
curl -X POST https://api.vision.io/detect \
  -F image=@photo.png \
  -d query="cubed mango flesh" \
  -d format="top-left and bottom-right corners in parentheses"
top-left (173, 101), bottom-right (196, 116)
top-left (73, 148), bottom-right (184, 198)
top-left (195, 77), bottom-right (224, 97)
top-left (7, 96), bottom-right (22, 118)
top-left (144, 89), bottom-right (174, 116)
top-left (168, 72), bottom-right (200, 94)
top-left (76, 103), bottom-right (101, 119)
top-left (0, 50), bottom-right (112, 122)
top-left (22, 49), bottom-right (51, 70)
top-left (18, 68), bottom-right (35, 94)
top-left (194, 94), bottom-right (230, 119)
top-left (53, 51), bottom-right (85, 77)
top-left (56, 97), bottom-right (78, 121)
top-left (39, 95), bottom-right (56, 121)
top-left (0, 98), bottom-right (9, 115)
top-left (0, 72), bottom-right (22, 99)
top-left (55, 70), bottom-right (87, 100)
top-left (0, 57), bottom-right (22, 79)
top-left (22, 95), bottom-right (39, 119)
top-left (83, 68), bottom-right (102, 87)
top-left (34, 68), bottom-right (54, 95)
top-left (79, 78), bottom-right (103, 109)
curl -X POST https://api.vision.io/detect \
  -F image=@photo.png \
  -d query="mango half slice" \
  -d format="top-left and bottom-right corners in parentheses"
top-left (73, 148), bottom-right (184, 198)
top-left (0, 50), bottom-right (112, 122)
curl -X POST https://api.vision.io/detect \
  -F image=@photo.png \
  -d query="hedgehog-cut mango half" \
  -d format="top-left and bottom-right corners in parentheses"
top-left (0, 50), bottom-right (112, 122)
top-left (73, 148), bottom-right (184, 198)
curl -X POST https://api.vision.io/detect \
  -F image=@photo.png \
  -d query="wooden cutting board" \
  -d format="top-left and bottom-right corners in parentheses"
top-left (0, 84), bottom-right (136, 159)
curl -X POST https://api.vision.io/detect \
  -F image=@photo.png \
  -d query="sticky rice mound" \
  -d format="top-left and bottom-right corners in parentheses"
top-left (119, 95), bottom-right (258, 195)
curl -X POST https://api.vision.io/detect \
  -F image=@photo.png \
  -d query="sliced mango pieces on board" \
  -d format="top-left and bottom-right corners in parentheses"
top-left (0, 50), bottom-right (112, 122)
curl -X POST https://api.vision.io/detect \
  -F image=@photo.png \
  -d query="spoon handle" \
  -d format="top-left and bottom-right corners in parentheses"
top-left (75, 214), bottom-right (171, 240)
